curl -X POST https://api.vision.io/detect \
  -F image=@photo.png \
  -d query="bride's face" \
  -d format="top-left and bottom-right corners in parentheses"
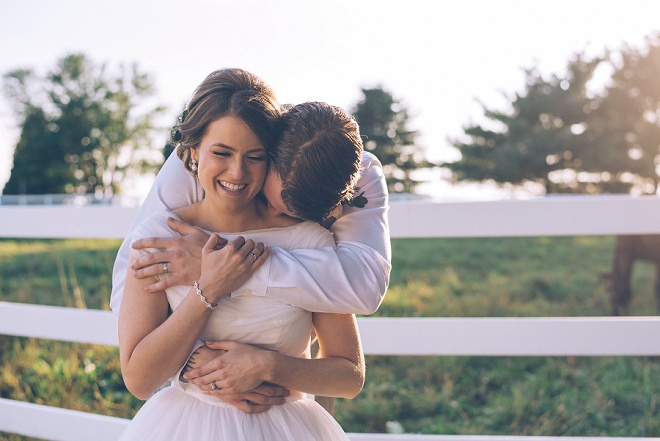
top-left (191, 116), bottom-right (268, 213)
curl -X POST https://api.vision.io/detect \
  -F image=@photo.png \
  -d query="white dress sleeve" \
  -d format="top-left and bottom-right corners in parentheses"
top-left (110, 151), bottom-right (202, 314)
top-left (238, 152), bottom-right (392, 314)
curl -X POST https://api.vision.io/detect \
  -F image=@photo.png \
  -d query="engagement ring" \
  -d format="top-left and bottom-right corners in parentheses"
top-left (249, 252), bottom-right (257, 261)
top-left (162, 262), bottom-right (169, 273)
top-left (210, 382), bottom-right (219, 390)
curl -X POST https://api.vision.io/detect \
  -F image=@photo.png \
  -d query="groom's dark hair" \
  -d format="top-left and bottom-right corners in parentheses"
top-left (270, 102), bottom-right (363, 223)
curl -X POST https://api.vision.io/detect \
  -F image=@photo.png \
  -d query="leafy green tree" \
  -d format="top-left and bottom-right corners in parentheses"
top-left (6, 108), bottom-right (69, 194)
top-left (446, 53), bottom-right (606, 194)
top-left (446, 33), bottom-right (660, 195)
top-left (590, 34), bottom-right (660, 194)
top-left (352, 87), bottom-right (431, 193)
top-left (3, 53), bottom-right (166, 196)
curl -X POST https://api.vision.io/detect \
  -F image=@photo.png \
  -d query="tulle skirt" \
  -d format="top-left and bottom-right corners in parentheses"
top-left (117, 381), bottom-right (350, 441)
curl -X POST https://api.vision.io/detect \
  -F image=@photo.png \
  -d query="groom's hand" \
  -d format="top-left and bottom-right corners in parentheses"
top-left (217, 383), bottom-right (290, 414)
top-left (131, 217), bottom-right (220, 292)
top-left (181, 345), bottom-right (288, 414)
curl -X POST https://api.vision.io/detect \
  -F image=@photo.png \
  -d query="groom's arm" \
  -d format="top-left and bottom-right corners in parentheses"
top-left (122, 152), bottom-right (391, 315)
top-left (237, 152), bottom-right (391, 314)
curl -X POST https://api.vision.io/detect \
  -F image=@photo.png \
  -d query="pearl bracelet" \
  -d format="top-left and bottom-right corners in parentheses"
top-left (193, 280), bottom-right (219, 310)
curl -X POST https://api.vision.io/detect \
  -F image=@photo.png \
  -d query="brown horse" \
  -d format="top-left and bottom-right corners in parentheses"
top-left (604, 234), bottom-right (660, 315)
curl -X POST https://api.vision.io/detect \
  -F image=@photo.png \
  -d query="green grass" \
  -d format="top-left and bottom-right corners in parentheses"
top-left (0, 239), bottom-right (141, 441)
top-left (382, 236), bottom-right (657, 317)
top-left (1, 237), bottom-right (659, 438)
top-left (0, 239), bottom-right (119, 309)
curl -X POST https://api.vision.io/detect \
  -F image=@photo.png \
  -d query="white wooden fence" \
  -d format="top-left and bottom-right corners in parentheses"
top-left (1, 195), bottom-right (660, 441)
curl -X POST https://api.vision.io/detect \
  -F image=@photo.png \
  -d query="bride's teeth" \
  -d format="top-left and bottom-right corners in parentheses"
top-left (221, 181), bottom-right (246, 191)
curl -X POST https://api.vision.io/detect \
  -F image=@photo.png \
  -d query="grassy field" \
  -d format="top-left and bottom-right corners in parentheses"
top-left (1, 236), bottom-right (659, 439)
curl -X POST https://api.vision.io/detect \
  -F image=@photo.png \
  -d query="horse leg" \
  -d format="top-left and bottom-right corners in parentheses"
top-left (655, 263), bottom-right (660, 314)
top-left (610, 236), bottom-right (633, 316)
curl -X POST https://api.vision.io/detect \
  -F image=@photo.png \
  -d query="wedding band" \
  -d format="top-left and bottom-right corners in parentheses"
top-left (248, 252), bottom-right (257, 261)
top-left (210, 382), bottom-right (218, 390)
top-left (162, 262), bottom-right (169, 273)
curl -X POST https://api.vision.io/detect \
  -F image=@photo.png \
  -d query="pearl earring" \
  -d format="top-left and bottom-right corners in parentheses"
top-left (191, 159), bottom-right (198, 172)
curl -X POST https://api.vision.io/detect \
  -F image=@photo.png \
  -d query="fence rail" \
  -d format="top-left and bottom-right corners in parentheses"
top-left (2, 195), bottom-right (660, 440)
top-left (3, 303), bottom-right (660, 357)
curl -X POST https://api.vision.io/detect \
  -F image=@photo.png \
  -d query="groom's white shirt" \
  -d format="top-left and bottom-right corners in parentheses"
top-left (110, 150), bottom-right (391, 315)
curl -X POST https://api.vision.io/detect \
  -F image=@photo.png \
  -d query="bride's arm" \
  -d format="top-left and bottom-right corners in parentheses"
top-left (119, 234), bottom-right (268, 400)
top-left (119, 257), bottom-right (212, 400)
top-left (184, 313), bottom-right (365, 399)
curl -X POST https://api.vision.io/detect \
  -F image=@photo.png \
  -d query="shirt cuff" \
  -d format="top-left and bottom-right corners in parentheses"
top-left (232, 255), bottom-right (271, 297)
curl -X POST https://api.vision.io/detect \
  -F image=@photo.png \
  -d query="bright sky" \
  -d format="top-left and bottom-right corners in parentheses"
top-left (2, 0), bottom-right (659, 200)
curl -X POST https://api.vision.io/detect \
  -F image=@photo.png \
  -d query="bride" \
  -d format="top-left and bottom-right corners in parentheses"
top-left (117, 68), bottom-right (364, 440)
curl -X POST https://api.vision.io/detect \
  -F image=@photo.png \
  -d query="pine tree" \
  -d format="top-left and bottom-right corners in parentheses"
top-left (352, 87), bottom-right (431, 193)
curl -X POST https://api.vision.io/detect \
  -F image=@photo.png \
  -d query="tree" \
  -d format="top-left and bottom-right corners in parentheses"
top-left (352, 87), bottom-right (431, 193)
top-left (446, 53), bottom-right (607, 194)
top-left (6, 108), bottom-right (69, 194)
top-left (591, 34), bottom-right (660, 194)
top-left (2, 53), bottom-right (166, 196)
top-left (445, 33), bottom-right (660, 195)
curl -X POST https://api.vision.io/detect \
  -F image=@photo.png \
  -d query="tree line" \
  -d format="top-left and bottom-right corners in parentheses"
top-left (2, 54), bottom-right (427, 197)
top-left (447, 33), bottom-right (660, 196)
top-left (4, 33), bottom-right (660, 197)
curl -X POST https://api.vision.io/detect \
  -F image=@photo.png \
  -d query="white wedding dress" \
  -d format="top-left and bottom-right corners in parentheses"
top-left (117, 212), bottom-right (351, 441)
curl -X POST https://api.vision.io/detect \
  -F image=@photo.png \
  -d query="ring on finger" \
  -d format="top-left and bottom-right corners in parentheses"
top-left (248, 252), bottom-right (257, 261)
top-left (162, 262), bottom-right (169, 273)
top-left (210, 382), bottom-right (219, 390)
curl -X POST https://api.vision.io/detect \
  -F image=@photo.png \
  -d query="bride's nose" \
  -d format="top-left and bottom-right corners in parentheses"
top-left (228, 158), bottom-right (246, 179)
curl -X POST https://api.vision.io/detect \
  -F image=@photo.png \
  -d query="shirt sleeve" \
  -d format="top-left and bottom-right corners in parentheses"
top-left (109, 151), bottom-right (203, 314)
top-left (239, 152), bottom-right (392, 314)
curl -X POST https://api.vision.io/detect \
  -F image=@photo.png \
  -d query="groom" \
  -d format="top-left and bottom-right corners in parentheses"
top-left (111, 101), bottom-right (391, 413)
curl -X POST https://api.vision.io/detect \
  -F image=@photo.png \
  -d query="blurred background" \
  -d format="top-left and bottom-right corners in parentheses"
top-left (2, 0), bottom-right (660, 203)
top-left (3, 2), bottom-right (660, 437)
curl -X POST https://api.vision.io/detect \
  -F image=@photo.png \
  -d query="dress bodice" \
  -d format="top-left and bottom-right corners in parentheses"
top-left (165, 284), bottom-right (312, 357)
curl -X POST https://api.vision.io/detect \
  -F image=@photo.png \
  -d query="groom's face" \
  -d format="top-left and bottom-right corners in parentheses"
top-left (263, 169), bottom-right (297, 218)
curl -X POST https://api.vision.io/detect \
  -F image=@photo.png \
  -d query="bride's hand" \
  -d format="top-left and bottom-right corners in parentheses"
top-left (196, 235), bottom-right (271, 303)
